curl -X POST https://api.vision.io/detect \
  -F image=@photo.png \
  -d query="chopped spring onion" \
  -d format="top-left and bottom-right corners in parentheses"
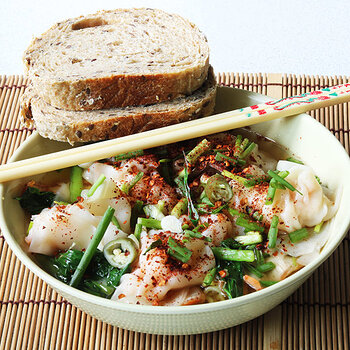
top-left (228, 208), bottom-right (239, 216)
top-left (289, 228), bottom-right (308, 243)
top-left (214, 152), bottom-right (246, 166)
top-left (205, 174), bottom-right (233, 204)
top-left (186, 138), bottom-right (211, 165)
top-left (235, 232), bottom-right (263, 246)
top-left (314, 221), bottom-right (324, 233)
top-left (243, 262), bottom-right (263, 278)
top-left (244, 175), bottom-right (270, 188)
top-left (211, 247), bottom-right (255, 262)
top-left (257, 262), bottom-right (276, 273)
top-left (87, 174), bottom-right (106, 197)
top-left (131, 200), bottom-right (143, 228)
top-left (265, 171), bottom-right (289, 205)
top-left (111, 216), bottom-right (121, 229)
top-left (234, 135), bottom-right (243, 156)
top-left (221, 170), bottom-right (248, 186)
top-left (239, 138), bottom-right (250, 154)
top-left (286, 157), bottom-right (304, 164)
top-left (120, 172), bottom-right (144, 194)
top-left (167, 237), bottom-right (192, 263)
top-left (159, 158), bottom-right (171, 163)
top-left (183, 230), bottom-right (211, 242)
top-left (26, 221), bottom-right (33, 235)
top-left (137, 217), bottom-right (162, 229)
top-left (143, 239), bottom-right (162, 255)
top-left (267, 215), bottom-right (279, 248)
top-left (202, 267), bottom-right (217, 287)
top-left (254, 248), bottom-right (264, 266)
top-left (69, 166), bottom-right (83, 202)
top-left (315, 175), bottom-right (322, 185)
top-left (235, 217), bottom-right (265, 233)
top-left (114, 150), bottom-right (144, 161)
top-left (268, 170), bottom-right (303, 195)
top-left (143, 204), bottom-right (165, 220)
top-left (134, 223), bottom-right (143, 240)
top-left (70, 206), bottom-right (115, 287)
top-left (240, 142), bottom-right (257, 159)
top-left (259, 280), bottom-right (278, 287)
top-left (171, 198), bottom-right (188, 218)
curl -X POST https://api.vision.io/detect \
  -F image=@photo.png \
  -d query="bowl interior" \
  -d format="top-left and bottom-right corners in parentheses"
top-left (1, 87), bottom-right (350, 333)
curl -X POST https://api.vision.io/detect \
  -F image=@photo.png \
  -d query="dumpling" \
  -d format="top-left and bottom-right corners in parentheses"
top-left (200, 213), bottom-right (234, 246)
top-left (228, 161), bottom-right (336, 232)
top-left (275, 161), bottom-right (337, 229)
top-left (26, 203), bottom-right (124, 255)
top-left (112, 230), bottom-right (215, 305)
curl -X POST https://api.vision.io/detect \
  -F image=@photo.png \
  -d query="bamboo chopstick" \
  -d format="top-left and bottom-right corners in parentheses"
top-left (1, 83), bottom-right (350, 183)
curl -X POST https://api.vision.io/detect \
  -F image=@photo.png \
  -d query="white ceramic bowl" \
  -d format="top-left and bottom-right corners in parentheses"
top-left (1, 87), bottom-right (350, 335)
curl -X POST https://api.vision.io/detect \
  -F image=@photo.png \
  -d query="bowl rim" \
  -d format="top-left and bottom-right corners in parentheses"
top-left (1, 87), bottom-right (350, 315)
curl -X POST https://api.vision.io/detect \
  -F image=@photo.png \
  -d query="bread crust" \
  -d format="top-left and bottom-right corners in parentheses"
top-left (24, 8), bottom-right (210, 111)
top-left (21, 68), bottom-right (217, 144)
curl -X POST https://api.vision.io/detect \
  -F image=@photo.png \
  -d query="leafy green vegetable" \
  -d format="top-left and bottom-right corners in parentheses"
top-left (214, 238), bottom-right (244, 299)
top-left (36, 250), bottom-right (130, 298)
top-left (16, 186), bottom-right (55, 215)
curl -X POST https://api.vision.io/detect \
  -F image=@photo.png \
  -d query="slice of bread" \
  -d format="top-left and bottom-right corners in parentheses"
top-left (24, 8), bottom-right (210, 111)
top-left (21, 67), bottom-right (216, 144)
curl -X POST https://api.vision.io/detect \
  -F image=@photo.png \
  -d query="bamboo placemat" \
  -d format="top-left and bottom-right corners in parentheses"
top-left (0, 74), bottom-right (349, 350)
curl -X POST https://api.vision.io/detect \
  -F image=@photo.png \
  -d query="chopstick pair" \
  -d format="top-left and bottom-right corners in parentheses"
top-left (1, 83), bottom-right (350, 183)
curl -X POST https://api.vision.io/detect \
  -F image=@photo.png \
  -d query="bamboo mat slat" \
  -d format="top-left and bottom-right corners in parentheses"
top-left (0, 74), bottom-right (349, 350)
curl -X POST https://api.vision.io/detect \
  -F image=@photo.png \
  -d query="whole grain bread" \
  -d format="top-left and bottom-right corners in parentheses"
top-left (21, 67), bottom-right (216, 144)
top-left (24, 8), bottom-right (210, 111)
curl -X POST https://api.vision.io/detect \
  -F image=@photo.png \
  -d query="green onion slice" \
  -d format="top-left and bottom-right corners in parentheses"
top-left (186, 139), bottom-right (211, 165)
top-left (137, 217), bottom-right (162, 229)
top-left (167, 237), bottom-right (192, 263)
top-left (70, 206), bottom-right (115, 287)
top-left (69, 166), bottom-right (83, 203)
top-left (289, 228), bottom-right (308, 243)
top-left (87, 174), bottom-right (106, 197)
top-left (236, 217), bottom-right (265, 233)
top-left (114, 150), bottom-right (144, 161)
top-left (202, 267), bottom-right (217, 287)
top-left (211, 247), bottom-right (255, 262)
top-left (267, 170), bottom-right (303, 195)
top-left (120, 172), bottom-right (144, 194)
top-left (267, 215), bottom-right (279, 248)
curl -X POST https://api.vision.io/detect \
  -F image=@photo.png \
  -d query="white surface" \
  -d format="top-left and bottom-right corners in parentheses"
top-left (1, 0), bottom-right (350, 75)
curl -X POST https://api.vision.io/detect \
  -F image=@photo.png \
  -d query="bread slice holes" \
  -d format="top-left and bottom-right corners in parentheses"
top-left (72, 18), bottom-right (108, 30)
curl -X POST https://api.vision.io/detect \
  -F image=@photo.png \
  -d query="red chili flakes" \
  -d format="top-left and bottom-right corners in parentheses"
top-left (218, 270), bottom-right (227, 278)
top-left (118, 294), bottom-right (126, 299)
